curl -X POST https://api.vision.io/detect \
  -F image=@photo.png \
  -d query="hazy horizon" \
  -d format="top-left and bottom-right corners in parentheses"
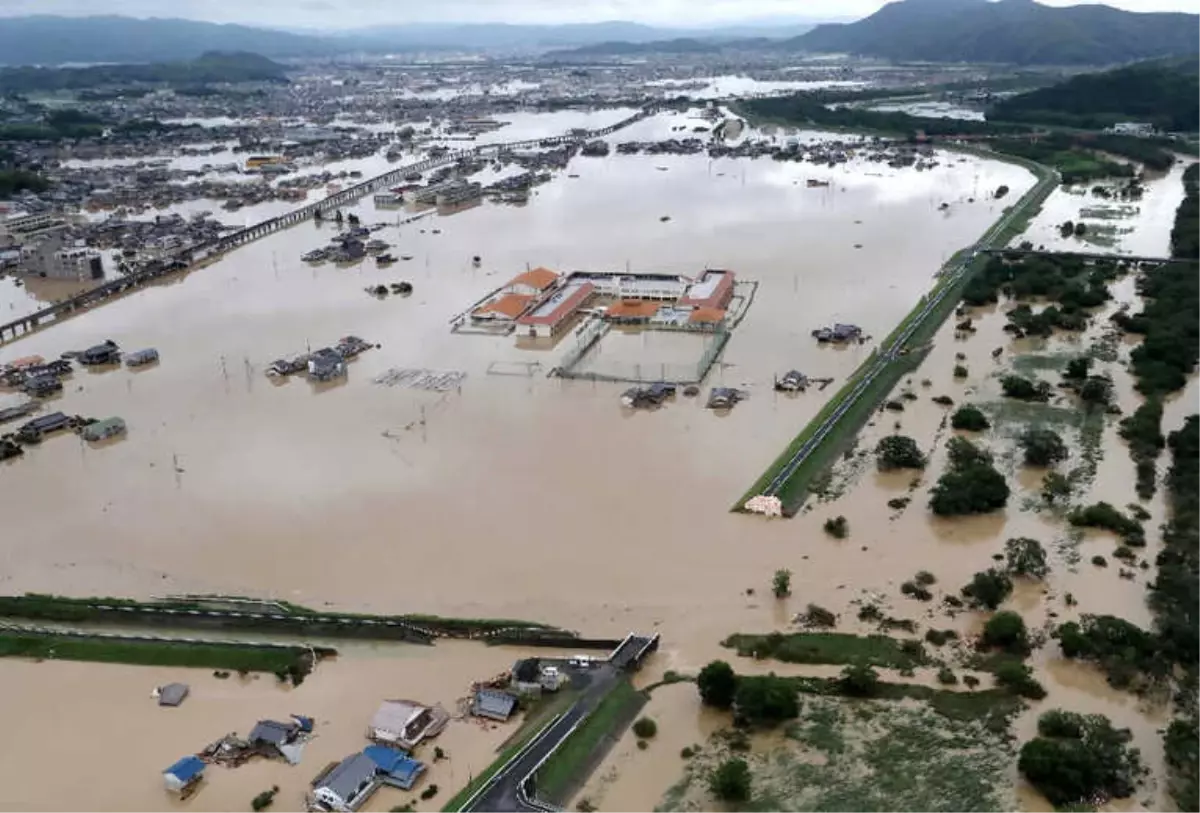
top-left (0, 0), bottom-right (1196, 29)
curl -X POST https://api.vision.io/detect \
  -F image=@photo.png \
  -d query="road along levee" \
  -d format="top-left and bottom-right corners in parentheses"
top-left (737, 150), bottom-right (1060, 517)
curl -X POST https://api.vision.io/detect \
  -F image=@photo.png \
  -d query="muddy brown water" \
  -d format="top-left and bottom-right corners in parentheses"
top-left (1, 114), bottom-right (1190, 811)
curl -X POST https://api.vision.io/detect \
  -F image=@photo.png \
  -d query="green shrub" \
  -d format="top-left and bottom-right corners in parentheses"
top-left (632, 717), bottom-right (658, 738)
top-left (419, 784), bottom-right (439, 801)
top-left (950, 405), bottom-right (991, 431)
top-left (961, 569), bottom-right (1014, 610)
top-left (839, 663), bottom-right (880, 697)
top-left (1004, 537), bottom-right (1050, 579)
top-left (772, 569), bottom-right (791, 598)
top-left (1020, 427), bottom-right (1069, 467)
top-left (734, 675), bottom-right (800, 727)
top-left (824, 516), bottom-right (849, 538)
top-left (709, 758), bottom-right (751, 803)
top-left (937, 667), bottom-right (959, 685)
top-left (697, 660), bottom-right (738, 709)
top-left (1019, 711), bottom-right (1142, 807)
top-left (875, 435), bottom-right (927, 471)
top-left (251, 787), bottom-right (279, 812)
top-left (981, 611), bottom-right (1030, 655)
top-left (1001, 374), bottom-right (1051, 402)
top-left (994, 660), bottom-right (1047, 699)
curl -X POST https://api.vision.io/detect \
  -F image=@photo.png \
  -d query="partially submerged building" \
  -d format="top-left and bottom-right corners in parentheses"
top-left (471, 688), bottom-right (518, 722)
top-left (367, 700), bottom-right (449, 750)
top-left (310, 752), bottom-right (378, 812)
top-left (310, 747), bottom-right (427, 812)
top-left (249, 719), bottom-right (306, 764)
top-left (679, 269), bottom-right (735, 311)
top-left (156, 682), bottom-right (189, 707)
top-left (515, 280), bottom-right (595, 338)
top-left (163, 755), bottom-right (205, 794)
top-left (82, 416), bottom-right (127, 442)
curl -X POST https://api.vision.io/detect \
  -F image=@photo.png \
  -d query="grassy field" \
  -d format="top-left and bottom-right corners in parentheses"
top-left (722, 632), bottom-right (933, 670)
top-left (0, 632), bottom-right (308, 673)
top-left (659, 695), bottom-right (1016, 812)
top-left (0, 593), bottom-right (562, 638)
top-left (533, 680), bottom-right (647, 806)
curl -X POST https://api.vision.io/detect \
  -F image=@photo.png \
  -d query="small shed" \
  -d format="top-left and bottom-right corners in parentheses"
top-left (472, 689), bottom-right (517, 722)
top-left (157, 682), bottom-right (189, 707)
top-left (163, 755), bottom-right (205, 792)
top-left (126, 348), bottom-right (159, 367)
top-left (82, 417), bottom-right (126, 442)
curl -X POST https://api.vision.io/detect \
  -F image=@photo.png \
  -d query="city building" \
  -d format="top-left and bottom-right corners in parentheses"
top-left (1107, 122), bottom-right (1156, 137)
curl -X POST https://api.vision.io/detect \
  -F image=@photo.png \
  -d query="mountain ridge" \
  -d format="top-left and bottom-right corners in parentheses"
top-left (785, 0), bottom-right (1200, 66)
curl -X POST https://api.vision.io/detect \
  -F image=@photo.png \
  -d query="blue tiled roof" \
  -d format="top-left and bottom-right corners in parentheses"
top-left (363, 745), bottom-right (424, 780)
top-left (164, 756), bottom-right (205, 782)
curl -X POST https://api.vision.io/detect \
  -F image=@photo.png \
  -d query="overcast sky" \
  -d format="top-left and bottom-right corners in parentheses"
top-left (0, 0), bottom-right (1195, 28)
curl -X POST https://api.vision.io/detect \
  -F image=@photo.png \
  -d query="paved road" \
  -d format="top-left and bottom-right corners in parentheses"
top-left (756, 160), bottom-right (1061, 501)
top-left (462, 665), bottom-right (618, 812)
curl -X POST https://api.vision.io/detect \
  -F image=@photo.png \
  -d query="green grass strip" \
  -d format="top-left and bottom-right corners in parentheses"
top-left (0, 632), bottom-right (304, 673)
top-left (722, 632), bottom-right (931, 669)
top-left (534, 680), bottom-right (646, 804)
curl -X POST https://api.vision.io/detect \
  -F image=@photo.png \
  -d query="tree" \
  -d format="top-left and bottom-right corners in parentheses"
top-left (734, 675), bottom-right (800, 726)
top-left (946, 436), bottom-right (992, 468)
top-left (1001, 374), bottom-right (1051, 402)
top-left (697, 660), bottom-right (738, 709)
top-left (961, 569), bottom-right (1013, 610)
top-left (633, 717), bottom-right (658, 738)
top-left (981, 610), bottom-right (1030, 654)
top-left (823, 516), bottom-right (848, 538)
top-left (951, 405), bottom-right (991, 431)
top-left (251, 787), bottom-right (280, 812)
top-left (995, 660), bottom-right (1047, 698)
top-left (875, 435), bottom-right (927, 470)
top-left (772, 569), bottom-right (791, 598)
top-left (839, 662), bottom-right (880, 697)
top-left (1005, 537), bottom-right (1050, 579)
top-left (930, 459), bottom-right (1010, 516)
top-left (1018, 711), bottom-right (1142, 807)
top-left (1020, 428), bottom-right (1069, 467)
top-left (1079, 375), bottom-right (1114, 408)
top-left (1041, 471), bottom-right (1072, 504)
top-left (709, 757), bottom-right (751, 803)
top-left (1064, 356), bottom-right (1092, 381)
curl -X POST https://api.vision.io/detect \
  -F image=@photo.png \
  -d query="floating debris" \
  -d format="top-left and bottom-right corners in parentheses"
top-left (373, 368), bottom-right (466, 392)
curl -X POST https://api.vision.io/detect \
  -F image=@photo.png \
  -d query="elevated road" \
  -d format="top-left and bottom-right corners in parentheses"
top-left (457, 632), bottom-right (660, 813)
top-left (0, 107), bottom-right (654, 346)
top-left (753, 160), bottom-right (1061, 504)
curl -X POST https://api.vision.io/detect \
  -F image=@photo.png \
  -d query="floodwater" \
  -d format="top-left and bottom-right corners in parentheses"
top-left (870, 100), bottom-right (986, 121)
top-left (13, 109), bottom-right (1187, 810)
top-left (647, 76), bottom-right (864, 100)
top-left (1016, 157), bottom-right (1195, 256)
top-left (0, 640), bottom-right (571, 812)
top-left (0, 116), bottom-right (1034, 641)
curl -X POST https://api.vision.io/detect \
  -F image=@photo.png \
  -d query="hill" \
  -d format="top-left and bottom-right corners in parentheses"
top-left (787, 0), bottom-right (1200, 66)
top-left (0, 16), bottom-right (341, 65)
top-left (0, 52), bottom-right (289, 93)
top-left (989, 58), bottom-right (1200, 132)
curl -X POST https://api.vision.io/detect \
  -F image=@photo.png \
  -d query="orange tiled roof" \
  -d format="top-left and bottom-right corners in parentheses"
top-left (605, 299), bottom-right (660, 319)
top-left (688, 307), bottom-right (727, 324)
top-left (475, 293), bottom-right (534, 319)
top-left (507, 267), bottom-right (559, 291)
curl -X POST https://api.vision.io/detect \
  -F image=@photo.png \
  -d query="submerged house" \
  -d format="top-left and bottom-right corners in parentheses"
top-left (471, 689), bottom-right (518, 722)
top-left (311, 752), bottom-right (378, 812)
top-left (249, 719), bottom-right (305, 763)
top-left (163, 755), bottom-right (205, 793)
top-left (362, 745), bottom-right (426, 790)
top-left (812, 323), bottom-right (863, 343)
top-left (82, 416), bottom-right (126, 442)
top-left (775, 370), bottom-right (809, 392)
top-left (307, 348), bottom-right (346, 381)
top-left (367, 700), bottom-right (449, 750)
top-left (78, 340), bottom-right (121, 365)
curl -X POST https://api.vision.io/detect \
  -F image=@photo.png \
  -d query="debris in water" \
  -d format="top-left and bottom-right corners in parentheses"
top-left (373, 368), bottom-right (467, 392)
